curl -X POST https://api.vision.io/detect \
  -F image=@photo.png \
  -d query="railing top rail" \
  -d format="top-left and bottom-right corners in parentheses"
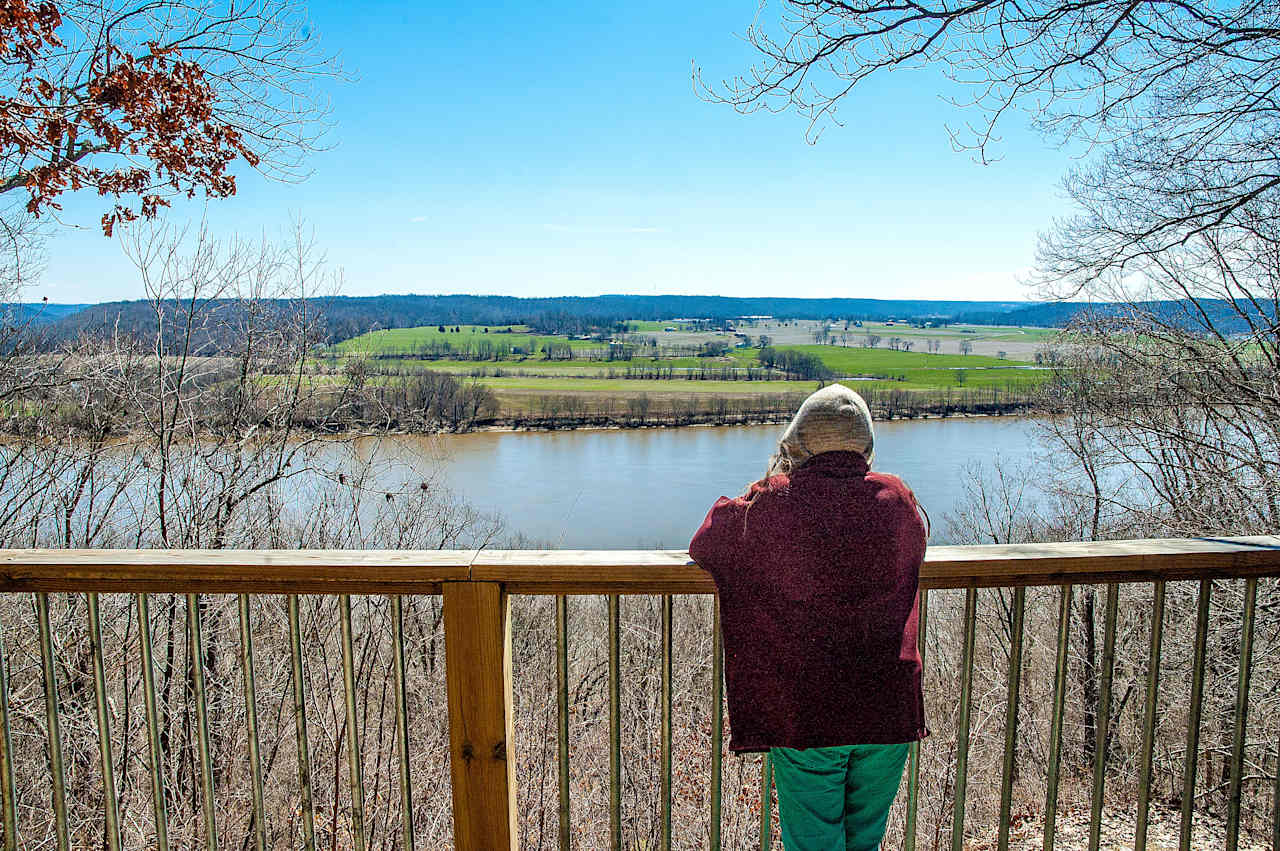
top-left (0, 549), bottom-right (470, 595)
top-left (0, 535), bottom-right (1277, 595)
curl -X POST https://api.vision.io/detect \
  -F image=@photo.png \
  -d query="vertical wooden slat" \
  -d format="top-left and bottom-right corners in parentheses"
top-left (238, 595), bottom-right (268, 851)
top-left (187, 594), bottom-right (219, 851)
top-left (1135, 581), bottom-right (1166, 850)
top-left (608, 594), bottom-right (621, 851)
top-left (36, 593), bottom-right (70, 851)
top-left (998, 586), bottom-right (1026, 851)
top-left (1273, 732), bottom-right (1279, 851)
top-left (759, 753), bottom-right (773, 851)
top-left (0, 610), bottom-right (17, 851)
top-left (660, 595), bottom-right (673, 851)
top-left (1044, 584), bottom-right (1073, 851)
top-left (710, 598), bottom-right (724, 851)
top-left (287, 595), bottom-right (316, 851)
top-left (951, 587), bottom-right (978, 851)
top-left (1088, 583), bottom-right (1120, 851)
top-left (88, 593), bottom-right (122, 851)
top-left (1274, 729), bottom-right (1280, 851)
top-left (339, 595), bottom-right (368, 851)
top-left (905, 589), bottom-right (929, 851)
top-left (443, 582), bottom-right (516, 851)
top-left (136, 594), bottom-right (170, 851)
top-left (1180, 579), bottom-right (1213, 851)
top-left (391, 596), bottom-right (416, 851)
top-left (555, 596), bottom-right (570, 851)
top-left (1226, 577), bottom-right (1258, 851)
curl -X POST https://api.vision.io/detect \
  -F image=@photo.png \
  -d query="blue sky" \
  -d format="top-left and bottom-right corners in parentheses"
top-left (35, 0), bottom-right (1075, 304)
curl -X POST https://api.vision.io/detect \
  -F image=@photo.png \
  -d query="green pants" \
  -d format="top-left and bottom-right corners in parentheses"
top-left (770, 743), bottom-right (910, 851)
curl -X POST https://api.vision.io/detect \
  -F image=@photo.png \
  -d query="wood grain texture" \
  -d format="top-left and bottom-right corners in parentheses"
top-left (443, 582), bottom-right (516, 851)
top-left (0, 550), bottom-right (469, 594)
top-left (472, 536), bottom-right (1280, 593)
top-left (920, 536), bottom-right (1280, 589)
top-left (0, 536), bottom-right (1275, 595)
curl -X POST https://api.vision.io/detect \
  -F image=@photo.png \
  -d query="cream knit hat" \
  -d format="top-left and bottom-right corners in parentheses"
top-left (775, 383), bottom-right (875, 469)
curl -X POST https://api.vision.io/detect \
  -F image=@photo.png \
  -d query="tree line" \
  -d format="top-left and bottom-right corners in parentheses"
top-left (35, 294), bottom-right (1058, 353)
top-left (756, 346), bottom-right (833, 380)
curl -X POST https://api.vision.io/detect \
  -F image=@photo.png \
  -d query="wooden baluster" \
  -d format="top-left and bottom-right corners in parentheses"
top-left (555, 595), bottom-right (570, 851)
top-left (1044, 584), bottom-right (1073, 851)
top-left (1180, 579), bottom-right (1213, 851)
top-left (444, 582), bottom-right (517, 851)
top-left (710, 598), bottom-right (725, 851)
top-left (998, 586), bottom-right (1026, 851)
top-left (1135, 581), bottom-right (1166, 851)
top-left (1226, 578), bottom-right (1258, 851)
top-left (904, 589), bottom-right (929, 851)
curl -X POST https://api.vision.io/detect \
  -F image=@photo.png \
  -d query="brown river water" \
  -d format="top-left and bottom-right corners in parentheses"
top-left (338, 417), bottom-right (1042, 548)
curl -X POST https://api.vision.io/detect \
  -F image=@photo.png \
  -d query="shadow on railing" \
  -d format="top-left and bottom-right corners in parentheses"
top-left (0, 537), bottom-right (1277, 850)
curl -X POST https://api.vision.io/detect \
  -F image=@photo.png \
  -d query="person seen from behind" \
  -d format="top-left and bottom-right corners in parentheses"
top-left (689, 383), bottom-right (928, 851)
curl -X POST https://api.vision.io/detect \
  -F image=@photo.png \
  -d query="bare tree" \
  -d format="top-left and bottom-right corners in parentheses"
top-left (700, 1), bottom-right (1280, 334)
top-left (0, 0), bottom-right (340, 418)
top-left (699, 2), bottom-right (1278, 171)
top-left (1, 0), bottom-right (340, 233)
top-left (0, 208), bottom-right (56, 396)
top-left (1038, 315), bottom-right (1279, 540)
top-left (692, 0), bottom-right (1280, 823)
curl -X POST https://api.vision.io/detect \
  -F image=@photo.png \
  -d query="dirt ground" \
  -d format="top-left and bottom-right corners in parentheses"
top-left (973, 803), bottom-right (1272, 850)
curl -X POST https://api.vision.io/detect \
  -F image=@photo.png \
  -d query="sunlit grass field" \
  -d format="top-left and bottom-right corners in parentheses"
top-left (475, 369), bottom-right (1041, 395)
top-left (729, 344), bottom-right (1023, 372)
top-left (315, 356), bottom-right (720, 375)
top-left (332, 324), bottom-right (599, 354)
top-left (477, 377), bottom-right (811, 395)
top-left (317, 323), bottom-right (1049, 402)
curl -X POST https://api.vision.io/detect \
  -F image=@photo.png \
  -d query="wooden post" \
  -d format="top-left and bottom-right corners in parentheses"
top-left (444, 582), bottom-right (517, 850)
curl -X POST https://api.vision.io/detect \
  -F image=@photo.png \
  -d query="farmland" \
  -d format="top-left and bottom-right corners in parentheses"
top-left (332, 324), bottom-right (603, 356)
top-left (736, 318), bottom-right (1059, 357)
top-left (312, 318), bottom-right (1054, 427)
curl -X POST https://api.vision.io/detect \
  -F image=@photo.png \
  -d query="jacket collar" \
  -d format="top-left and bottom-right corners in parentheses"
top-left (792, 450), bottom-right (869, 478)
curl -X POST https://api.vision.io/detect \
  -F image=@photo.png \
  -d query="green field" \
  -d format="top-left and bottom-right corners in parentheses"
top-left (332, 324), bottom-right (601, 355)
top-left (730, 344), bottom-right (1023, 372)
top-left (317, 323), bottom-right (1048, 412)
top-left (476, 377), bottom-right (811, 395)
top-left (474, 370), bottom-right (1041, 395)
top-left (624, 320), bottom-right (666, 332)
top-left (320, 349), bottom-right (1042, 389)
top-left (625, 320), bottom-right (701, 332)
top-left (316, 356), bottom-right (725, 375)
top-left (852, 322), bottom-right (1058, 341)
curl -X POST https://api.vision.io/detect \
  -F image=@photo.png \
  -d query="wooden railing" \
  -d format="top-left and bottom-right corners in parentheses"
top-left (0, 536), bottom-right (1278, 850)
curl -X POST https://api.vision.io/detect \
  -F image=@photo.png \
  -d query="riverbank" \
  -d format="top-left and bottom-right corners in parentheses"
top-left (298, 382), bottom-right (1037, 435)
top-left (0, 363), bottom-right (1037, 440)
top-left (470, 396), bottom-right (1033, 431)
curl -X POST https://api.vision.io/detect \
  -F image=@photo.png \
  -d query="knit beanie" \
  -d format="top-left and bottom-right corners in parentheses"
top-left (776, 383), bottom-right (875, 468)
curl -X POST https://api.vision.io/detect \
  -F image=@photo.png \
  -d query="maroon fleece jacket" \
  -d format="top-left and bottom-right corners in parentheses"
top-left (689, 451), bottom-right (928, 753)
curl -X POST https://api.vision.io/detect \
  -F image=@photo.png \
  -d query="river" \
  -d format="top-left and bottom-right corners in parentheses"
top-left (360, 417), bottom-right (1043, 548)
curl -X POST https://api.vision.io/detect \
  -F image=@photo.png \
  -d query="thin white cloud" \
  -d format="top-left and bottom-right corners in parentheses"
top-left (409, 215), bottom-right (428, 223)
top-left (542, 223), bottom-right (665, 234)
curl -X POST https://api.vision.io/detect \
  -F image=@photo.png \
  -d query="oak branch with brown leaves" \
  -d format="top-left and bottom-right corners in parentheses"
top-left (0, 0), bottom-right (336, 235)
